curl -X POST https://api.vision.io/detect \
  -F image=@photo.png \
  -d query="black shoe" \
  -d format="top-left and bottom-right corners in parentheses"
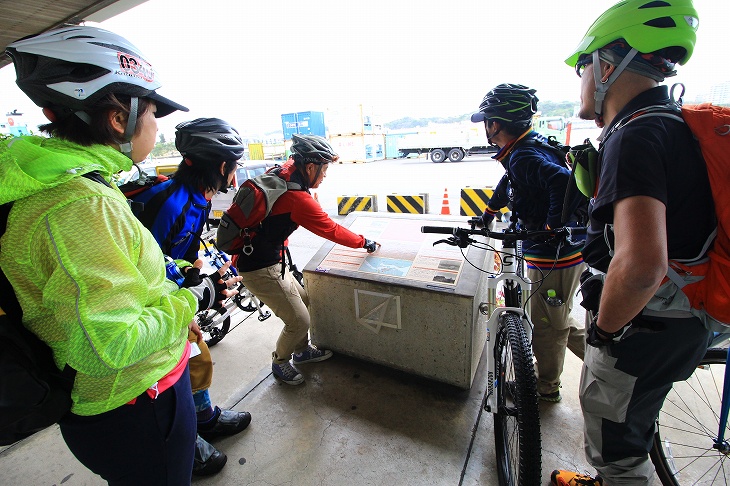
top-left (198, 406), bottom-right (252, 442)
top-left (192, 435), bottom-right (227, 477)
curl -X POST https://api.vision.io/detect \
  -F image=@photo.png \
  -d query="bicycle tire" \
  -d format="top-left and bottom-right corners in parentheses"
top-left (651, 347), bottom-right (729, 485)
top-left (493, 312), bottom-right (541, 486)
top-left (198, 311), bottom-right (231, 347)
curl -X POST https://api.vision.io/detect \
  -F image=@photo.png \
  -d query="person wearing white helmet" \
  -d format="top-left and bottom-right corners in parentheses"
top-left (233, 134), bottom-right (380, 385)
top-left (0, 25), bottom-right (235, 484)
top-left (552, 1), bottom-right (714, 485)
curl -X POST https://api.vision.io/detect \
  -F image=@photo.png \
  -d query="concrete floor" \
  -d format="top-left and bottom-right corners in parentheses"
top-left (0, 223), bottom-right (665, 485)
top-left (2, 300), bottom-right (663, 485)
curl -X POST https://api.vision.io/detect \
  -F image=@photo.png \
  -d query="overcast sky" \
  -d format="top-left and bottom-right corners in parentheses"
top-left (2, 0), bottom-right (728, 139)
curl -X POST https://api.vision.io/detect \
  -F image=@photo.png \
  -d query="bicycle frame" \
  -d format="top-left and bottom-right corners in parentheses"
top-left (482, 239), bottom-right (533, 414)
top-left (197, 239), bottom-right (270, 342)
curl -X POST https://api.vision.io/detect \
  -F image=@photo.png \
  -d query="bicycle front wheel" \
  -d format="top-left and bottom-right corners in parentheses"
top-left (493, 312), bottom-right (541, 486)
top-left (197, 310), bottom-right (231, 347)
top-left (651, 348), bottom-right (730, 485)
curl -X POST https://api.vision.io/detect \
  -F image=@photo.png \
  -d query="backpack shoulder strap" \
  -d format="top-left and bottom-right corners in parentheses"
top-left (0, 203), bottom-right (22, 321)
top-left (603, 103), bottom-right (684, 144)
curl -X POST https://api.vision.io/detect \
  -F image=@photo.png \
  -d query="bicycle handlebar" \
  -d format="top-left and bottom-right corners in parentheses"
top-left (420, 224), bottom-right (587, 247)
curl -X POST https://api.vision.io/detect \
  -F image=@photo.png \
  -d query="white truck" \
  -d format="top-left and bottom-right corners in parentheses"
top-left (395, 129), bottom-right (495, 163)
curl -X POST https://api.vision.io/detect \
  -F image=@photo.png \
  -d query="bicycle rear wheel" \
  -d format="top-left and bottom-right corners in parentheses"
top-left (651, 347), bottom-right (729, 485)
top-left (493, 312), bottom-right (541, 486)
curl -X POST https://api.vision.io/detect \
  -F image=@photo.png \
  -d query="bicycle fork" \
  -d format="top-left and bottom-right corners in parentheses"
top-left (714, 349), bottom-right (730, 453)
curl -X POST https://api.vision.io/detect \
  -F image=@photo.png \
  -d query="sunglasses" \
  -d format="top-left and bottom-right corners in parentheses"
top-left (575, 56), bottom-right (593, 78)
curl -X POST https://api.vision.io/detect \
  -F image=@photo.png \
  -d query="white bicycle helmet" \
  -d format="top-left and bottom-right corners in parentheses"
top-left (6, 25), bottom-right (187, 157)
top-left (6, 25), bottom-right (187, 117)
top-left (290, 134), bottom-right (338, 164)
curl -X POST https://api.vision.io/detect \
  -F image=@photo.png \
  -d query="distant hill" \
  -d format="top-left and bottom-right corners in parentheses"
top-left (383, 100), bottom-right (579, 131)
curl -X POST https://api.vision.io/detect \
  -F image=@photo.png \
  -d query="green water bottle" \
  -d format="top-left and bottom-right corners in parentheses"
top-left (546, 289), bottom-right (563, 307)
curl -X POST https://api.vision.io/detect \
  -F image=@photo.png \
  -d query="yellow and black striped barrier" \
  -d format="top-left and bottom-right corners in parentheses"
top-left (460, 187), bottom-right (509, 217)
top-left (385, 193), bottom-right (429, 214)
top-left (337, 195), bottom-right (378, 215)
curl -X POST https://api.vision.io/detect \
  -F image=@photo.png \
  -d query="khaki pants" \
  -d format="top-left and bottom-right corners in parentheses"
top-left (527, 264), bottom-right (585, 395)
top-left (188, 330), bottom-right (213, 393)
top-left (239, 263), bottom-right (310, 364)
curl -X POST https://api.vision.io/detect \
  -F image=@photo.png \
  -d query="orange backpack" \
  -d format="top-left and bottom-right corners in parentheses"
top-left (621, 102), bottom-right (730, 328)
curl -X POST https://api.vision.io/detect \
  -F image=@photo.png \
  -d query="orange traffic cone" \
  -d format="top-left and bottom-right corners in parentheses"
top-left (441, 188), bottom-right (451, 215)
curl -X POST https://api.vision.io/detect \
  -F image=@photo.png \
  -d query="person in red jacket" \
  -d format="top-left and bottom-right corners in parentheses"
top-left (234, 134), bottom-right (380, 385)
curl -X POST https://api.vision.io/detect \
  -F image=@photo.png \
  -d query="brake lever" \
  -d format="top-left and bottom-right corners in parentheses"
top-left (433, 237), bottom-right (457, 247)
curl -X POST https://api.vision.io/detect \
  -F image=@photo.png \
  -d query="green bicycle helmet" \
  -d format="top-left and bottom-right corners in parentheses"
top-left (470, 83), bottom-right (538, 125)
top-left (565, 0), bottom-right (699, 68)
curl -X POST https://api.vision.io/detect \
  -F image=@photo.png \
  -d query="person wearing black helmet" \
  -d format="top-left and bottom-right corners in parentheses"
top-left (471, 83), bottom-right (586, 404)
top-left (0, 26), bottom-right (236, 484)
top-left (553, 1), bottom-right (714, 484)
top-left (233, 134), bottom-right (380, 385)
top-left (130, 117), bottom-right (252, 477)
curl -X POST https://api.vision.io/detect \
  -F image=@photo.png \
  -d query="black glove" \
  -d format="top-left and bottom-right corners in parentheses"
top-left (586, 316), bottom-right (632, 348)
top-left (363, 239), bottom-right (379, 253)
top-left (187, 273), bottom-right (228, 311)
top-left (181, 266), bottom-right (203, 288)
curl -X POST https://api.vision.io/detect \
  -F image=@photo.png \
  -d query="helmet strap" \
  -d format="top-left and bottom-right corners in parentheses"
top-left (592, 48), bottom-right (638, 119)
top-left (485, 120), bottom-right (502, 147)
top-left (75, 111), bottom-right (92, 124)
top-left (119, 96), bottom-right (139, 160)
top-left (311, 163), bottom-right (324, 186)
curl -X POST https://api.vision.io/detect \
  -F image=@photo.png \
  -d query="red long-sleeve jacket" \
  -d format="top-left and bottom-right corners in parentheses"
top-left (234, 160), bottom-right (365, 272)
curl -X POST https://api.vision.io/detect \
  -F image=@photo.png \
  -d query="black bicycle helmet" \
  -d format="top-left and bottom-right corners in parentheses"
top-left (471, 84), bottom-right (539, 125)
top-left (290, 134), bottom-right (339, 164)
top-left (175, 118), bottom-right (245, 162)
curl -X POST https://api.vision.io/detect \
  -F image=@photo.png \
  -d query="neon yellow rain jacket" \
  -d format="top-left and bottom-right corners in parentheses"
top-left (0, 136), bottom-right (197, 416)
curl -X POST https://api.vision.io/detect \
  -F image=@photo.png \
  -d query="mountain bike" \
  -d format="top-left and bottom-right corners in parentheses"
top-left (650, 331), bottom-right (730, 485)
top-left (196, 239), bottom-right (270, 346)
top-left (421, 220), bottom-right (585, 486)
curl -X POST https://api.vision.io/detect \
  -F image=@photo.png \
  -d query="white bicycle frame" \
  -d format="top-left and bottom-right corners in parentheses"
top-left (481, 240), bottom-right (534, 413)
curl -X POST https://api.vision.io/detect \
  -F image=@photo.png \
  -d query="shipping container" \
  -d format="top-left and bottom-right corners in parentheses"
top-left (326, 104), bottom-right (382, 136)
top-left (329, 134), bottom-right (386, 163)
top-left (385, 133), bottom-right (418, 158)
top-left (280, 111), bottom-right (326, 140)
top-left (281, 113), bottom-right (299, 140)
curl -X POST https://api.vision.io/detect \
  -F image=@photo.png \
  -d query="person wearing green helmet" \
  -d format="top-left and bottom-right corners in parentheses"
top-left (552, 1), bottom-right (715, 485)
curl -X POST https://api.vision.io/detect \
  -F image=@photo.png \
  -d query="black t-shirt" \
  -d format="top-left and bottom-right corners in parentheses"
top-left (583, 86), bottom-right (715, 272)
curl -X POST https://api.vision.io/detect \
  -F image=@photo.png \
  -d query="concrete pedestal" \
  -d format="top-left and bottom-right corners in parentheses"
top-left (304, 212), bottom-right (495, 389)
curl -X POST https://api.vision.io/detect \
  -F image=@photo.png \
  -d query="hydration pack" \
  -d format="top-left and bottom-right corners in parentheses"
top-left (604, 99), bottom-right (730, 330)
top-left (0, 203), bottom-right (75, 445)
top-left (513, 136), bottom-right (591, 226)
top-left (216, 165), bottom-right (303, 255)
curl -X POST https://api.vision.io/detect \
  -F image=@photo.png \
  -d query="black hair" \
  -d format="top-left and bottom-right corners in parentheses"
top-left (173, 158), bottom-right (238, 193)
top-left (39, 94), bottom-right (152, 146)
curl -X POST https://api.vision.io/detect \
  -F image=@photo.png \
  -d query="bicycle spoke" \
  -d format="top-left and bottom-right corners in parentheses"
top-left (652, 349), bottom-right (730, 485)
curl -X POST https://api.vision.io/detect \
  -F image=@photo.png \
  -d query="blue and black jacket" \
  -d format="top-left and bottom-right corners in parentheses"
top-left (485, 130), bottom-right (584, 270)
top-left (132, 178), bottom-right (210, 263)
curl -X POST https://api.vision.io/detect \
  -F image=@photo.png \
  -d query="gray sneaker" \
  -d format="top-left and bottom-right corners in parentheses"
top-left (272, 361), bottom-right (304, 385)
top-left (292, 345), bottom-right (333, 364)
